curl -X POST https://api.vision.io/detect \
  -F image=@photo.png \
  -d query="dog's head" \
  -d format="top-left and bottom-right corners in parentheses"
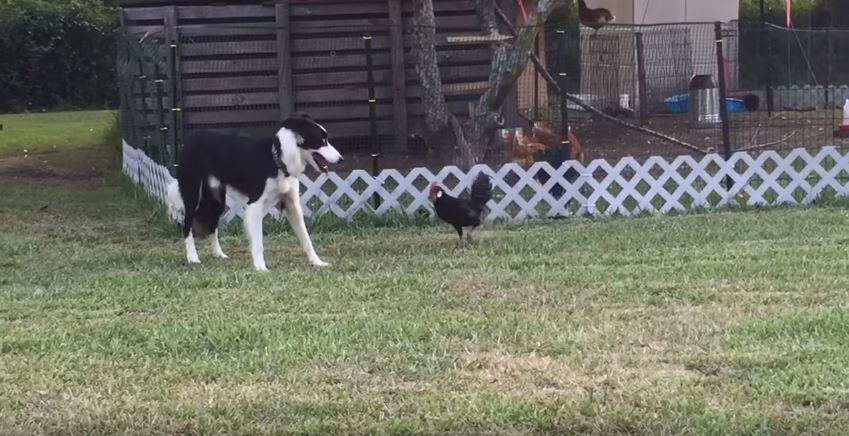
top-left (273, 114), bottom-right (343, 176)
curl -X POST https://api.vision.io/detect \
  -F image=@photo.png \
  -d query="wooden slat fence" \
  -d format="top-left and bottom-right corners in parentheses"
top-left (122, 0), bottom-right (505, 151)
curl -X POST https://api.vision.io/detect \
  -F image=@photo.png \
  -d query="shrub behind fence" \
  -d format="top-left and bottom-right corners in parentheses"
top-left (0, 1), bottom-right (118, 112)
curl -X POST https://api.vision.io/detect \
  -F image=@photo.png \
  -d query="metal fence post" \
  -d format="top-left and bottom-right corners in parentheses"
top-left (556, 30), bottom-right (570, 148)
top-left (715, 22), bottom-right (733, 191)
top-left (533, 34), bottom-right (540, 120)
top-left (826, 26), bottom-right (833, 115)
top-left (169, 40), bottom-right (182, 175)
top-left (153, 60), bottom-right (169, 167)
top-left (635, 31), bottom-right (649, 126)
top-left (759, 0), bottom-right (774, 115)
top-left (364, 34), bottom-right (381, 210)
top-left (136, 59), bottom-right (151, 159)
top-left (123, 82), bottom-right (138, 149)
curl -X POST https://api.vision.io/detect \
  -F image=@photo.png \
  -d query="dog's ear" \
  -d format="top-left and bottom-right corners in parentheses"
top-left (300, 113), bottom-right (312, 120)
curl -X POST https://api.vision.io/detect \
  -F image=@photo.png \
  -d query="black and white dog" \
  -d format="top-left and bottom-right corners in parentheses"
top-left (166, 115), bottom-right (343, 271)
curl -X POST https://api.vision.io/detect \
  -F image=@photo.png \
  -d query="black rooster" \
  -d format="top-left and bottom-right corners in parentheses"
top-left (429, 173), bottom-right (493, 247)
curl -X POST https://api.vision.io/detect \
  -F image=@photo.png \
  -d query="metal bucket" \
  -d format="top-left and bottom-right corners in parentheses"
top-left (688, 74), bottom-right (720, 129)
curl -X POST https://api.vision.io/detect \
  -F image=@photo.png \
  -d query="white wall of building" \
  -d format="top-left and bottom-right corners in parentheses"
top-left (583, 0), bottom-right (738, 25)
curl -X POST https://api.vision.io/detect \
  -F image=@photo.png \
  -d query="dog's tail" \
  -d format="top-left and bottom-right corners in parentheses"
top-left (166, 180), bottom-right (184, 212)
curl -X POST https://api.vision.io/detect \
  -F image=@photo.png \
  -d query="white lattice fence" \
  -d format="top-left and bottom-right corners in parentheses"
top-left (123, 141), bottom-right (849, 224)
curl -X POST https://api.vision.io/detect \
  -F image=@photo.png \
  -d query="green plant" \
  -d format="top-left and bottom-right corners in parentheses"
top-left (0, 0), bottom-right (119, 112)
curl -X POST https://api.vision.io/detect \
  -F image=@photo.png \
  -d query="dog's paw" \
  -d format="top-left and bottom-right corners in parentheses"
top-left (254, 263), bottom-right (269, 272)
top-left (187, 256), bottom-right (201, 265)
top-left (310, 259), bottom-right (330, 267)
top-left (213, 252), bottom-right (229, 259)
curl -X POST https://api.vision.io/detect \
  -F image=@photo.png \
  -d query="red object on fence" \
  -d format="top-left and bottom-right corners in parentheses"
top-left (785, 0), bottom-right (792, 27)
top-left (517, 0), bottom-right (528, 23)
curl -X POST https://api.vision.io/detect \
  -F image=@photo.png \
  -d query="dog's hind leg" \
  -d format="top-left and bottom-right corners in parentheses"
top-left (179, 178), bottom-right (202, 264)
top-left (244, 201), bottom-right (268, 271)
top-left (206, 184), bottom-right (228, 259)
top-left (283, 192), bottom-right (328, 267)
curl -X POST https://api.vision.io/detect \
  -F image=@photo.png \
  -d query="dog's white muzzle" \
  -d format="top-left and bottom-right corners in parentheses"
top-left (309, 143), bottom-right (344, 173)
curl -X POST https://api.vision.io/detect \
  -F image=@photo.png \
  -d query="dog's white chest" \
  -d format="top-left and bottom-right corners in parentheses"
top-left (274, 175), bottom-right (298, 196)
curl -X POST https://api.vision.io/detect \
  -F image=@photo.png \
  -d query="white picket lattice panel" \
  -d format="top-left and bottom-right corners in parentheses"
top-left (122, 140), bottom-right (849, 225)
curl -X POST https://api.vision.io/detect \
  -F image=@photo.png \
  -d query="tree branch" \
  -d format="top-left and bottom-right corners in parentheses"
top-left (736, 130), bottom-right (798, 152)
top-left (459, 0), bottom-right (562, 158)
top-left (477, 0), bottom-right (558, 116)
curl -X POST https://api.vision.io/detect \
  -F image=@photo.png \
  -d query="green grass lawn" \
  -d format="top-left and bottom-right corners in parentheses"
top-left (0, 110), bottom-right (118, 156)
top-left (3, 168), bottom-right (849, 434)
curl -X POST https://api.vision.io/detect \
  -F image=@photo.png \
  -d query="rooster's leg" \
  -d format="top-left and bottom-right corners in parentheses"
top-left (454, 226), bottom-right (465, 248)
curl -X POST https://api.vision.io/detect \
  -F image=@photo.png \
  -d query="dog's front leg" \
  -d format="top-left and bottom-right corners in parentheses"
top-left (283, 194), bottom-right (329, 267)
top-left (244, 201), bottom-right (268, 271)
top-left (185, 231), bottom-right (201, 264)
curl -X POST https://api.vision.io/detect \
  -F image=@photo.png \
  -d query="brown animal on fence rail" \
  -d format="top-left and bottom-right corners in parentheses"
top-left (503, 121), bottom-right (585, 167)
top-left (500, 120), bottom-right (586, 203)
top-left (578, 0), bottom-right (615, 32)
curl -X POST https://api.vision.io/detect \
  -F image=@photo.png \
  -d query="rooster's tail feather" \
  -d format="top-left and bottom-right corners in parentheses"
top-left (470, 173), bottom-right (492, 213)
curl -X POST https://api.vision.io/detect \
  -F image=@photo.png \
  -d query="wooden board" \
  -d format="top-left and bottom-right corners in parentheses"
top-left (300, 100), bottom-right (470, 121)
top-left (295, 83), bottom-right (486, 104)
top-left (125, 25), bottom-right (165, 35)
top-left (293, 35), bottom-right (391, 53)
top-left (319, 119), bottom-right (395, 137)
top-left (123, 7), bottom-right (165, 21)
top-left (184, 125), bottom-right (278, 139)
top-left (290, 2), bottom-right (388, 17)
top-left (293, 52), bottom-right (392, 71)
top-left (182, 119), bottom-right (394, 139)
top-left (287, 0), bottom-right (475, 16)
top-left (180, 40), bottom-right (277, 57)
top-left (176, 5), bottom-right (275, 21)
top-left (400, 0), bottom-right (476, 13)
top-left (181, 58), bottom-right (278, 75)
top-left (183, 108), bottom-right (279, 125)
top-left (293, 69), bottom-right (393, 87)
top-left (182, 92), bottom-right (279, 108)
top-left (177, 23), bottom-right (278, 37)
top-left (406, 64), bottom-right (491, 81)
top-left (181, 76), bottom-right (278, 92)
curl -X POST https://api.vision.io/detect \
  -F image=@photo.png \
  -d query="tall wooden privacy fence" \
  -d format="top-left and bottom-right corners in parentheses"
top-left (123, 141), bottom-right (849, 224)
top-left (120, 0), bottom-right (505, 156)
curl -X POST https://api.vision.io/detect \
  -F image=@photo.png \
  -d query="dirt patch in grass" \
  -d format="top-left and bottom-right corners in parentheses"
top-left (454, 349), bottom-right (697, 399)
top-left (0, 150), bottom-right (105, 182)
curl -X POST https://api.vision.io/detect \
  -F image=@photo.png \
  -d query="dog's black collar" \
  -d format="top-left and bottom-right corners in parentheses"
top-left (270, 144), bottom-right (290, 177)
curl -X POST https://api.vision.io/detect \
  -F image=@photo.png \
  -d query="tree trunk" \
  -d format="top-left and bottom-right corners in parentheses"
top-left (409, 0), bottom-right (458, 157)
top-left (463, 0), bottom-right (560, 150)
top-left (474, 0), bottom-right (499, 36)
